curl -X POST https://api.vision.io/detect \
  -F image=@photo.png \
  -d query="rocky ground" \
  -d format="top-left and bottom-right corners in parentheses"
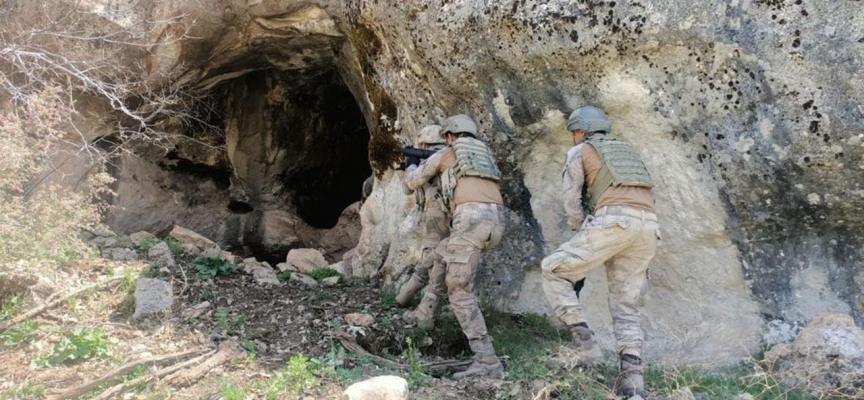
top-left (0, 226), bottom-right (857, 399)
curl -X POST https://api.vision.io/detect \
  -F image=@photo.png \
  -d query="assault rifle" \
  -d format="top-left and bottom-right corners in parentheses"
top-left (397, 146), bottom-right (437, 170)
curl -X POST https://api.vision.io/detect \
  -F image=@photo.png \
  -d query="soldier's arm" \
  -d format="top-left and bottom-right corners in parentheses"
top-left (562, 145), bottom-right (586, 229)
top-left (404, 151), bottom-right (444, 193)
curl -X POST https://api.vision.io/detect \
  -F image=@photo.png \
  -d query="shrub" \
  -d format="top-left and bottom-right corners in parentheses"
top-left (306, 268), bottom-right (341, 280)
top-left (214, 307), bottom-right (246, 335)
top-left (261, 354), bottom-right (321, 398)
top-left (193, 256), bottom-right (237, 279)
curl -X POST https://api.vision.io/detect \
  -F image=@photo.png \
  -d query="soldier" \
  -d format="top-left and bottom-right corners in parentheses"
top-left (542, 106), bottom-right (659, 399)
top-left (403, 114), bottom-right (507, 379)
top-left (396, 125), bottom-right (450, 330)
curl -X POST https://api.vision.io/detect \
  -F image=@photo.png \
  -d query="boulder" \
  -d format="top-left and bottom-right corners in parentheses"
top-left (133, 278), bottom-right (173, 320)
top-left (147, 241), bottom-right (176, 270)
top-left (181, 243), bottom-right (203, 256)
top-left (242, 260), bottom-right (281, 286)
top-left (765, 313), bottom-right (864, 398)
top-left (285, 248), bottom-right (328, 273)
top-left (129, 231), bottom-right (156, 246)
top-left (343, 375), bottom-right (408, 400)
top-left (169, 225), bottom-right (218, 250)
top-left (345, 313), bottom-right (374, 327)
top-left (290, 273), bottom-right (318, 287)
top-left (101, 247), bottom-right (139, 262)
top-left (322, 276), bottom-right (340, 287)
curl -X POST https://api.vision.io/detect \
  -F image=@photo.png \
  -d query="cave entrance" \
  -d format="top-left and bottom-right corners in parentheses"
top-left (217, 66), bottom-right (372, 231)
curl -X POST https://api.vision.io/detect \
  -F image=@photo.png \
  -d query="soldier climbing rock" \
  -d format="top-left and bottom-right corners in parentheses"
top-left (396, 125), bottom-right (451, 330)
top-left (542, 106), bottom-right (660, 399)
top-left (403, 114), bottom-right (507, 380)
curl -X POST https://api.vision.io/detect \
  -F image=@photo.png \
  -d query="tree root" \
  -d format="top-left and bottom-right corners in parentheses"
top-left (324, 330), bottom-right (472, 376)
top-left (44, 348), bottom-right (208, 400)
top-left (0, 276), bottom-right (124, 331)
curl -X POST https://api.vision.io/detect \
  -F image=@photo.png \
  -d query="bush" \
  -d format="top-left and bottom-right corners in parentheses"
top-left (33, 326), bottom-right (111, 367)
top-left (306, 268), bottom-right (341, 280)
top-left (193, 256), bottom-right (237, 279)
top-left (260, 354), bottom-right (322, 398)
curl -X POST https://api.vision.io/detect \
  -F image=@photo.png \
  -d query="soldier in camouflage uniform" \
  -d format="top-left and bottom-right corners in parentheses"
top-left (396, 125), bottom-right (451, 329)
top-left (542, 106), bottom-right (659, 399)
top-left (404, 115), bottom-right (507, 379)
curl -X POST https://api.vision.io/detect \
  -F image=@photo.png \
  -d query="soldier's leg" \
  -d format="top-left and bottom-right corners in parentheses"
top-left (396, 248), bottom-right (434, 306)
top-left (403, 242), bottom-right (447, 328)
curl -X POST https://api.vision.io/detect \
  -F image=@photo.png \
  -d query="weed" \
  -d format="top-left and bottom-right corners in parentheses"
top-left (381, 286), bottom-right (398, 308)
top-left (277, 270), bottom-right (292, 282)
top-left (2, 320), bottom-right (40, 346)
top-left (0, 295), bottom-right (23, 321)
top-left (259, 354), bottom-right (322, 399)
top-left (349, 276), bottom-right (371, 286)
top-left (241, 339), bottom-right (257, 354)
top-left (136, 237), bottom-right (158, 252)
top-left (306, 268), bottom-right (341, 280)
top-left (193, 256), bottom-right (237, 279)
top-left (220, 381), bottom-right (248, 400)
top-left (198, 288), bottom-right (215, 303)
top-left (164, 236), bottom-right (184, 255)
top-left (215, 307), bottom-right (246, 335)
top-left (33, 326), bottom-right (111, 367)
top-left (404, 337), bottom-right (428, 387)
top-left (7, 381), bottom-right (44, 399)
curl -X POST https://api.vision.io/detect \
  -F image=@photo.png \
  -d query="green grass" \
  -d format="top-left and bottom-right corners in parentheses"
top-left (277, 270), bottom-right (292, 282)
top-left (136, 237), bottom-right (158, 252)
top-left (164, 236), bottom-right (184, 255)
top-left (306, 268), bottom-right (341, 280)
top-left (3, 381), bottom-right (45, 399)
top-left (381, 286), bottom-right (398, 308)
top-left (219, 381), bottom-right (248, 400)
top-left (0, 295), bottom-right (24, 321)
top-left (33, 326), bottom-right (111, 368)
top-left (255, 354), bottom-right (322, 399)
top-left (193, 256), bottom-right (237, 279)
top-left (81, 365), bottom-right (148, 399)
top-left (215, 307), bottom-right (246, 335)
top-left (2, 320), bottom-right (40, 347)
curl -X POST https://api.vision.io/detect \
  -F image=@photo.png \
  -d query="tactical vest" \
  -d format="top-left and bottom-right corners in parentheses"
top-left (440, 137), bottom-right (501, 210)
top-left (582, 135), bottom-right (653, 213)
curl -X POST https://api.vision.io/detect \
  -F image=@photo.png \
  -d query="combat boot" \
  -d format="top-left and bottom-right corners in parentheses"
top-left (395, 275), bottom-right (425, 307)
top-left (546, 323), bottom-right (605, 369)
top-left (614, 353), bottom-right (646, 399)
top-left (452, 336), bottom-right (504, 380)
top-left (402, 292), bottom-right (438, 330)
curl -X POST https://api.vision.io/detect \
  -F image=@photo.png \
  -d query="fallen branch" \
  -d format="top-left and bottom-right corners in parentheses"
top-left (164, 340), bottom-right (243, 387)
top-left (44, 348), bottom-right (208, 400)
top-left (0, 276), bottom-right (125, 331)
top-left (323, 330), bottom-right (472, 376)
top-left (89, 350), bottom-right (215, 400)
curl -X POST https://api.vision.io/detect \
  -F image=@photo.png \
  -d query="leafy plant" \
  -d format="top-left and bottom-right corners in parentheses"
top-left (261, 354), bottom-right (321, 399)
top-left (193, 256), bottom-right (237, 279)
top-left (241, 339), bottom-right (257, 354)
top-left (404, 337), bottom-right (428, 387)
top-left (277, 270), bottom-right (292, 282)
top-left (33, 326), bottom-right (111, 367)
top-left (0, 295), bottom-right (24, 321)
top-left (215, 307), bottom-right (246, 335)
top-left (2, 320), bottom-right (40, 347)
top-left (136, 237), bottom-right (158, 252)
top-left (306, 268), bottom-right (341, 280)
top-left (220, 381), bottom-right (247, 400)
top-left (164, 236), bottom-right (184, 255)
top-left (381, 287), bottom-right (398, 308)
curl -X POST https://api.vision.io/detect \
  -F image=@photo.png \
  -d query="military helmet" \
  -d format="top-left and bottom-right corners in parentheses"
top-left (567, 106), bottom-right (612, 134)
top-left (415, 125), bottom-right (444, 147)
top-left (441, 114), bottom-right (478, 136)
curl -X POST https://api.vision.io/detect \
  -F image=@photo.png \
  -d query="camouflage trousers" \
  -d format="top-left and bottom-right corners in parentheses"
top-left (542, 206), bottom-right (659, 357)
top-left (405, 209), bottom-right (450, 307)
top-left (438, 202), bottom-right (506, 340)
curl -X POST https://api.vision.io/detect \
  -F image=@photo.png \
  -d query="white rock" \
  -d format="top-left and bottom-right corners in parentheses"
top-left (102, 247), bottom-right (139, 262)
top-left (286, 248), bottom-right (328, 273)
top-left (290, 273), bottom-right (319, 287)
top-left (244, 263), bottom-right (281, 286)
top-left (169, 225), bottom-right (218, 250)
top-left (148, 241), bottom-right (176, 270)
top-left (345, 313), bottom-right (374, 327)
top-left (133, 278), bottom-right (173, 320)
top-left (322, 276), bottom-right (340, 287)
top-left (343, 375), bottom-right (408, 400)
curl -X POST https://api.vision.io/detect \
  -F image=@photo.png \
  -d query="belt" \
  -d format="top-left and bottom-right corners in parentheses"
top-left (593, 206), bottom-right (657, 222)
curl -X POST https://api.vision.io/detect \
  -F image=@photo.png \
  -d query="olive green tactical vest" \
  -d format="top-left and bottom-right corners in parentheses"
top-left (583, 135), bottom-right (653, 212)
top-left (440, 137), bottom-right (501, 210)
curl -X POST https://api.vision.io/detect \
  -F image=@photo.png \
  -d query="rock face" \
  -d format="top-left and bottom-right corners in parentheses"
top-left (18, 0), bottom-right (864, 365)
top-left (133, 278), bottom-right (173, 320)
top-left (766, 313), bottom-right (864, 398)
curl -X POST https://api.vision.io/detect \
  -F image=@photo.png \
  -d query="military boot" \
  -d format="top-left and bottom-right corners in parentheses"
top-left (614, 353), bottom-right (646, 399)
top-left (546, 323), bottom-right (605, 369)
top-left (395, 275), bottom-right (425, 307)
top-left (452, 336), bottom-right (504, 380)
top-left (402, 292), bottom-right (438, 330)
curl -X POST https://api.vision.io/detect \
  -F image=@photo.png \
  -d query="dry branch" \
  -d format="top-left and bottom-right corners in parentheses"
top-left (163, 340), bottom-right (243, 387)
top-left (324, 330), bottom-right (472, 376)
top-left (44, 348), bottom-right (208, 400)
top-left (0, 276), bottom-right (124, 331)
top-left (88, 350), bottom-right (215, 400)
